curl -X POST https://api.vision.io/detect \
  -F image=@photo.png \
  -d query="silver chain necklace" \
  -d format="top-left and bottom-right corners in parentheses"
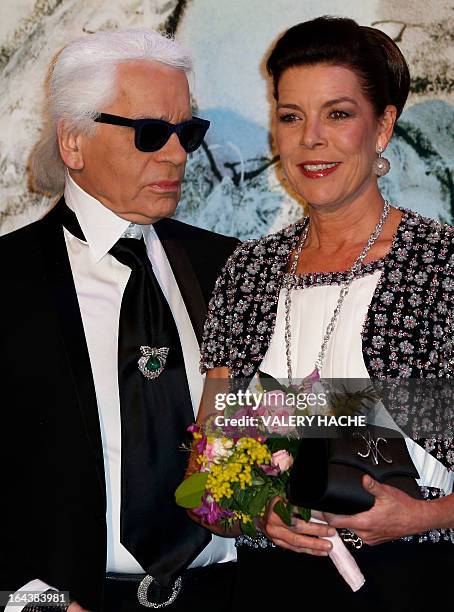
top-left (283, 201), bottom-right (391, 385)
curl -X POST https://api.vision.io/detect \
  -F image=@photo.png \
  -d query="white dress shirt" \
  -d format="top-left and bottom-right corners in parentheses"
top-left (6, 174), bottom-right (235, 612)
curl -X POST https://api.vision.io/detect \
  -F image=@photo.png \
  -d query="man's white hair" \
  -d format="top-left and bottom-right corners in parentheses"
top-left (29, 29), bottom-right (192, 195)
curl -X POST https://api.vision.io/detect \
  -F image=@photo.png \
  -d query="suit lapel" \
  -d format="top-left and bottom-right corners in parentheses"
top-left (41, 200), bottom-right (106, 501)
top-left (154, 218), bottom-right (207, 346)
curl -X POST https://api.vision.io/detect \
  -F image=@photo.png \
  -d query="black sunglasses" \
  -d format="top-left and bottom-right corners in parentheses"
top-left (94, 113), bottom-right (210, 153)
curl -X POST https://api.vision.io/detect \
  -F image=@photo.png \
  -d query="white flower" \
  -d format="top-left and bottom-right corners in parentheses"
top-left (206, 438), bottom-right (234, 464)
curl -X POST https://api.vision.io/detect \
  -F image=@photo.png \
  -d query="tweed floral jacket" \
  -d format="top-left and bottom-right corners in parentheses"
top-left (201, 208), bottom-right (453, 379)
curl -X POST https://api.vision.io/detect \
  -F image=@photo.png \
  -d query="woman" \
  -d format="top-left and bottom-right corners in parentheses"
top-left (193, 16), bottom-right (454, 611)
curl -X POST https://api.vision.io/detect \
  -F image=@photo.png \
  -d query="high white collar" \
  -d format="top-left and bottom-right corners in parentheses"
top-left (64, 172), bottom-right (147, 263)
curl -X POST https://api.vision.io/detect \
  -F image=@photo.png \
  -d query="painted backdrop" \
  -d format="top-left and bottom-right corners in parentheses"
top-left (1, 0), bottom-right (453, 237)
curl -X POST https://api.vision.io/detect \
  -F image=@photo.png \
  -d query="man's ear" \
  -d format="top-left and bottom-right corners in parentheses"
top-left (57, 120), bottom-right (85, 170)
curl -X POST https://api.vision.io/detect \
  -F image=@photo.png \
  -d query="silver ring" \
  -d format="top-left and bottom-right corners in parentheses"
top-left (137, 575), bottom-right (182, 608)
top-left (339, 529), bottom-right (364, 549)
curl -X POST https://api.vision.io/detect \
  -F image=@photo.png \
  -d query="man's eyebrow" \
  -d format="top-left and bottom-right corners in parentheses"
top-left (129, 114), bottom-right (192, 122)
top-left (276, 97), bottom-right (359, 111)
top-left (129, 114), bottom-right (164, 120)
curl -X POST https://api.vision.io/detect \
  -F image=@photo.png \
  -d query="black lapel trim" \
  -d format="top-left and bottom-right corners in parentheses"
top-left (153, 218), bottom-right (207, 346)
top-left (40, 199), bottom-right (106, 504)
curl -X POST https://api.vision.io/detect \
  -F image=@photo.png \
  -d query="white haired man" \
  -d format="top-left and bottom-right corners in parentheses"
top-left (0, 29), bottom-right (238, 612)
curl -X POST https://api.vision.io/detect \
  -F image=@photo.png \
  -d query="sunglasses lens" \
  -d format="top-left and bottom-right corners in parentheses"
top-left (138, 123), bottom-right (170, 151)
top-left (180, 122), bottom-right (208, 152)
top-left (135, 119), bottom-right (209, 152)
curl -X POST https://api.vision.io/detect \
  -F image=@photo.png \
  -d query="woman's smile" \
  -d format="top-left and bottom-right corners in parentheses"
top-left (298, 161), bottom-right (342, 179)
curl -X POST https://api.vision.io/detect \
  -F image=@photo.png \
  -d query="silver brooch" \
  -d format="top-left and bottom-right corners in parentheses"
top-left (138, 346), bottom-right (169, 380)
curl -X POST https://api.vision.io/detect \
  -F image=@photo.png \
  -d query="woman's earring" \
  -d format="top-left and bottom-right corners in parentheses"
top-left (373, 145), bottom-right (390, 177)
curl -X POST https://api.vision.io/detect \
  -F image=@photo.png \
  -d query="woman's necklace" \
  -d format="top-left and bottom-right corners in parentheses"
top-left (283, 201), bottom-right (391, 385)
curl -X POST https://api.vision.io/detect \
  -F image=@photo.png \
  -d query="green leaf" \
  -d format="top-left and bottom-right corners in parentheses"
top-left (251, 476), bottom-right (266, 486)
top-left (257, 370), bottom-right (287, 393)
top-left (298, 506), bottom-right (311, 521)
top-left (273, 500), bottom-right (293, 526)
top-left (234, 483), bottom-right (253, 506)
top-left (224, 402), bottom-right (242, 419)
top-left (266, 438), bottom-right (302, 457)
top-left (175, 472), bottom-right (209, 508)
top-left (241, 519), bottom-right (257, 538)
top-left (249, 484), bottom-right (273, 516)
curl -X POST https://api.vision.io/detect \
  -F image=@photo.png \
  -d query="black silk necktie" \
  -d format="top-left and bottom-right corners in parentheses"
top-left (59, 203), bottom-right (210, 587)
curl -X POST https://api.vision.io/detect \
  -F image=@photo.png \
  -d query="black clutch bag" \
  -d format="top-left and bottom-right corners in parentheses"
top-left (287, 425), bottom-right (422, 515)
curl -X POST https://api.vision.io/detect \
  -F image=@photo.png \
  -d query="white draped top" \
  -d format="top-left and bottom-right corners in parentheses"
top-left (259, 270), bottom-right (453, 495)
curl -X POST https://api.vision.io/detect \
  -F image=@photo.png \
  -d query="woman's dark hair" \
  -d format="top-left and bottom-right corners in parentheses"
top-left (266, 16), bottom-right (410, 118)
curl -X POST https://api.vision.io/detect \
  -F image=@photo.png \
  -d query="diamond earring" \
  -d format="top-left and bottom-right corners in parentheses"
top-left (373, 145), bottom-right (390, 177)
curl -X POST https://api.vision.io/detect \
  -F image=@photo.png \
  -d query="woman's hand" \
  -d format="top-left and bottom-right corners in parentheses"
top-left (324, 474), bottom-right (429, 545)
top-left (259, 497), bottom-right (336, 555)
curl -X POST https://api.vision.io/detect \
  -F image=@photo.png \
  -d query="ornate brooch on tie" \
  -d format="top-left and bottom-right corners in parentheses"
top-left (138, 346), bottom-right (169, 380)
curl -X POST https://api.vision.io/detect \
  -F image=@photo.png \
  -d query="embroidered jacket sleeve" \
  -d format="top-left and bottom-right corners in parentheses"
top-left (200, 223), bottom-right (304, 376)
top-left (199, 245), bottom-right (239, 372)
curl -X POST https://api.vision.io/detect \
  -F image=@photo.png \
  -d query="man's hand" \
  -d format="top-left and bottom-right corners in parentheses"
top-left (325, 474), bottom-right (428, 546)
top-left (260, 497), bottom-right (335, 555)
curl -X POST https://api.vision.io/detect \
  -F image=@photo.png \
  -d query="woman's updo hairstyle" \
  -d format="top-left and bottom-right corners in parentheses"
top-left (266, 16), bottom-right (410, 119)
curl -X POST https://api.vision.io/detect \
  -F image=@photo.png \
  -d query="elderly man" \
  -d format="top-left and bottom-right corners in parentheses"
top-left (0, 29), bottom-right (238, 612)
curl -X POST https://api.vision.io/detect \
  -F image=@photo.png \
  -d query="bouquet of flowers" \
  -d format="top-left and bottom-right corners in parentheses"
top-left (176, 370), bottom-right (376, 532)
top-left (175, 371), bottom-right (318, 536)
top-left (176, 423), bottom-right (307, 537)
top-left (175, 371), bottom-right (373, 592)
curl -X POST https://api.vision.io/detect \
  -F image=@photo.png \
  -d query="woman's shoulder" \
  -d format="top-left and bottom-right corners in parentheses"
top-left (225, 219), bottom-right (306, 273)
top-left (401, 208), bottom-right (454, 242)
top-left (397, 208), bottom-right (454, 266)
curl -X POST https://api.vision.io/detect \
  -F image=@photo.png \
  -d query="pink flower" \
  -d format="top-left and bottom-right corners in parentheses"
top-left (297, 368), bottom-right (321, 393)
top-left (218, 405), bottom-right (263, 440)
top-left (255, 390), bottom-right (298, 436)
top-left (204, 438), bottom-right (234, 464)
top-left (271, 449), bottom-right (293, 473)
top-left (195, 436), bottom-right (207, 454)
top-left (257, 404), bottom-right (297, 436)
top-left (259, 450), bottom-right (294, 476)
top-left (259, 463), bottom-right (280, 476)
top-left (264, 390), bottom-right (287, 408)
top-left (187, 424), bottom-right (201, 434)
top-left (194, 493), bottom-right (234, 524)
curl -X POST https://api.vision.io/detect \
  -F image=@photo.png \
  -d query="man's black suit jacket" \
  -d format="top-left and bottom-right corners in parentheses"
top-left (0, 199), bottom-right (239, 611)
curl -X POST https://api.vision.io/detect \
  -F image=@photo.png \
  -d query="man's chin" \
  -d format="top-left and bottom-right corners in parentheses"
top-left (124, 200), bottom-right (180, 225)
